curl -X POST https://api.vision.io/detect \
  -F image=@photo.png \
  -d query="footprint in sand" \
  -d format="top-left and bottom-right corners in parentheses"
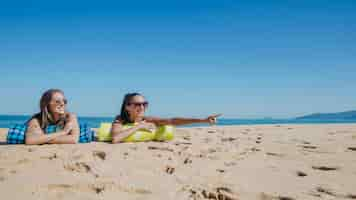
top-left (251, 147), bottom-right (261, 152)
top-left (260, 193), bottom-right (295, 200)
top-left (221, 137), bottom-right (237, 142)
top-left (300, 145), bottom-right (318, 149)
top-left (224, 162), bottom-right (237, 167)
top-left (296, 171), bottom-right (308, 177)
top-left (346, 194), bottom-right (356, 199)
top-left (311, 187), bottom-right (356, 199)
top-left (310, 186), bottom-right (338, 198)
top-left (148, 146), bottom-right (174, 152)
top-left (347, 147), bottom-right (356, 151)
top-left (64, 162), bottom-right (99, 178)
top-left (17, 158), bottom-right (31, 164)
top-left (165, 166), bottom-right (175, 174)
top-left (266, 152), bottom-right (284, 157)
top-left (183, 158), bottom-right (192, 164)
top-left (312, 166), bottom-right (340, 171)
top-left (188, 186), bottom-right (238, 200)
top-left (183, 136), bottom-right (191, 141)
top-left (47, 183), bottom-right (105, 194)
top-left (174, 142), bottom-right (192, 146)
top-left (40, 153), bottom-right (58, 160)
top-left (47, 182), bottom-right (151, 195)
top-left (64, 162), bottom-right (91, 173)
top-left (93, 151), bottom-right (106, 161)
top-left (0, 168), bottom-right (6, 181)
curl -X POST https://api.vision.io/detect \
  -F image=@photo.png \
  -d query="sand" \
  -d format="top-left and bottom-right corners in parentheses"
top-left (1, 124), bottom-right (356, 200)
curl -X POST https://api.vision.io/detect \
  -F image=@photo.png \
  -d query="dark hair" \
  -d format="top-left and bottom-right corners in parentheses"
top-left (29, 89), bottom-right (67, 129)
top-left (118, 92), bottom-right (144, 124)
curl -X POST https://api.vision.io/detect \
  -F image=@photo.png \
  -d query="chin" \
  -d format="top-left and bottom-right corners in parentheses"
top-left (137, 113), bottom-right (145, 118)
top-left (56, 110), bottom-right (66, 115)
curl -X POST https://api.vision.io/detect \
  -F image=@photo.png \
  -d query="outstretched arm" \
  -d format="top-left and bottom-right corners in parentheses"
top-left (144, 114), bottom-right (222, 126)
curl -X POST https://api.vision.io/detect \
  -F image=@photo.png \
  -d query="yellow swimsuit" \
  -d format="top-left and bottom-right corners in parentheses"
top-left (97, 123), bottom-right (174, 142)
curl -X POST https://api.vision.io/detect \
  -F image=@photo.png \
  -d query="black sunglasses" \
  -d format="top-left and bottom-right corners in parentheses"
top-left (127, 101), bottom-right (149, 107)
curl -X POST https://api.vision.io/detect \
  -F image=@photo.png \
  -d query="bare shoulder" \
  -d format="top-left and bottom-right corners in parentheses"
top-left (66, 112), bottom-right (77, 118)
top-left (26, 118), bottom-right (43, 135)
top-left (113, 115), bottom-right (123, 124)
top-left (66, 112), bottom-right (78, 120)
top-left (27, 118), bottom-right (41, 128)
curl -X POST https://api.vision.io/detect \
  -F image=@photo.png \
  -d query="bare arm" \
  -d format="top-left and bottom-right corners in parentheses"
top-left (47, 113), bottom-right (80, 144)
top-left (111, 120), bottom-right (155, 143)
top-left (144, 117), bottom-right (205, 126)
top-left (25, 119), bottom-right (69, 145)
top-left (144, 114), bottom-right (222, 126)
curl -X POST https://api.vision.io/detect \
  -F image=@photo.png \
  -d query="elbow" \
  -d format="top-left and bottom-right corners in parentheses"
top-left (71, 136), bottom-right (79, 144)
top-left (25, 138), bottom-right (37, 145)
top-left (70, 140), bottom-right (78, 144)
top-left (111, 133), bottom-right (122, 144)
top-left (111, 136), bottom-right (120, 144)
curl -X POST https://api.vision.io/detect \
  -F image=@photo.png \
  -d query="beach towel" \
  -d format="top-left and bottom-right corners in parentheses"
top-left (6, 123), bottom-right (94, 144)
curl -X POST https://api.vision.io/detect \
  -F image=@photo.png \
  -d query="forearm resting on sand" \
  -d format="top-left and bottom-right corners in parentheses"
top-left (111, 125), bottom-right (143, 143)
top-left (25, 130), bottom-right (69, 145)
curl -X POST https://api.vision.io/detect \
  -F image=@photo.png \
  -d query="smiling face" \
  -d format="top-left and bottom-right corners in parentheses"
top-left (48, 92), bottom-right (67, 115)
top-left (125, 95), bottom-right (148, 121)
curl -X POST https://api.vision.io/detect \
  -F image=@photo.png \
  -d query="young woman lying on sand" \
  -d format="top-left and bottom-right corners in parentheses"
top-left (111, 93), bottom-right (221, 143)
top-left (25, 89), bottom-right (80, 145)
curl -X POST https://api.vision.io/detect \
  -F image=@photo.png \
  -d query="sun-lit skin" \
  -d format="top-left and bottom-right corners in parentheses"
top-left (48, 92), bottom-right (67, 120)
top-left (111, 94), bottom-right (222, 143)
top-left (125, 95), bottom-right (146, 123)
top-left (25, 90), bottom-right (80, 145)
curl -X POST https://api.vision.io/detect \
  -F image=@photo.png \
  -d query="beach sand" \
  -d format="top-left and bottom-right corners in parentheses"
top-left (1, 124), bottom-right (356, 200)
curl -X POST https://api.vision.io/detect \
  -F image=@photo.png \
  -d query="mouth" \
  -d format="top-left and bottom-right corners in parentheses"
top-left (56, 106), bottom-right (65, 114)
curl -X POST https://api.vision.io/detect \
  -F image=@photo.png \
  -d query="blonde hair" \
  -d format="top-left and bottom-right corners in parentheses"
top-left (30, 89), bottom-right (67, 129)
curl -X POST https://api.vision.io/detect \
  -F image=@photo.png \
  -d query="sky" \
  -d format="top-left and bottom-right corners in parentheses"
top-left (0, 0), bottom-right (355, 118)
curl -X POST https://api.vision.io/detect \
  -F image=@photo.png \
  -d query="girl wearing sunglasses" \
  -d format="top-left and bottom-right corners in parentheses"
top-left (111, 93), bottom-right (221, 143)
top-left (25, 89), bottom-right (80, 145)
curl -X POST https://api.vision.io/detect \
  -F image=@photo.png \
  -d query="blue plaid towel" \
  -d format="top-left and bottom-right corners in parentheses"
top-left (6, 124), bottom-right (27, 144)
top-left (7, 123), bottom-right (94, 144)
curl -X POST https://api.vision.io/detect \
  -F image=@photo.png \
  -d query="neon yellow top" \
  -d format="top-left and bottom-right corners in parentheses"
top-left (97, 123), bottom-right (174, 142)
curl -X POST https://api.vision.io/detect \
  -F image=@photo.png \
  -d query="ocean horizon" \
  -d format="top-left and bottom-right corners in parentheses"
top-left (1, 114), bottom-right (356, 128)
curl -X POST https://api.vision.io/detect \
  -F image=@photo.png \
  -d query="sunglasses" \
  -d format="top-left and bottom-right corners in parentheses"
top-left (127, 101), bottom-right (149, 108)
top-left (50, 99), bottom-right (68, 105)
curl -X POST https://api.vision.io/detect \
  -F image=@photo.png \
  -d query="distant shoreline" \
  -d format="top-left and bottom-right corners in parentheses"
top-left (2, 122), bottom-right (356, 129)
top-left (1, 114), bottom-right (356, 129)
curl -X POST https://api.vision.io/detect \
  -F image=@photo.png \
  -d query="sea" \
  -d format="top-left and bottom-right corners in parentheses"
top-left (1, 115), bottom-right (356, 128)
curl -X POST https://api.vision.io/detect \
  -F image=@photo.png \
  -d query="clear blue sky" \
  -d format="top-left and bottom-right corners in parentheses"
top-left (0, 0), bottom-right (355, 118)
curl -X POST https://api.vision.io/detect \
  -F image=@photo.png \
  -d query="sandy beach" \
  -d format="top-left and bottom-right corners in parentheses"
top-left (1, 124), bottom-right (356, 200)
